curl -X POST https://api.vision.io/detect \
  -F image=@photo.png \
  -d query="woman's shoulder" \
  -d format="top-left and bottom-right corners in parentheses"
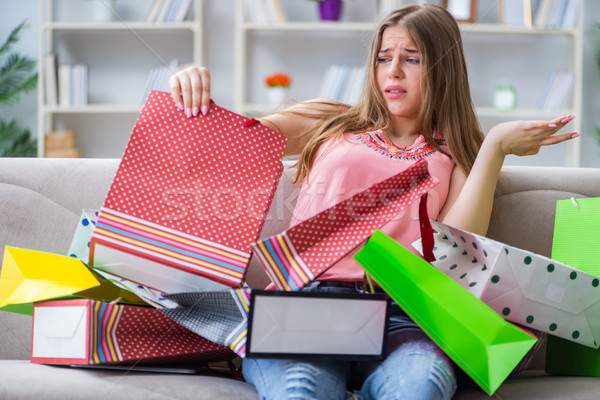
top-left (289, 98), bottom-right (348, 114)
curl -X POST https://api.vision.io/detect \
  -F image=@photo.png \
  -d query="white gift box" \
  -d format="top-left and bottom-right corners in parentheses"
top-left (246, 290), bottom-right (390, 360)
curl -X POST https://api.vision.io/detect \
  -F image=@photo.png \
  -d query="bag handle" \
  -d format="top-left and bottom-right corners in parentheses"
top-left (419, 193), bottom-right (436, 262)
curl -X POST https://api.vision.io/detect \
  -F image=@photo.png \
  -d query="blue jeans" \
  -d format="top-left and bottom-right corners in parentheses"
top-left (242, 285), bottom-right (457, 400)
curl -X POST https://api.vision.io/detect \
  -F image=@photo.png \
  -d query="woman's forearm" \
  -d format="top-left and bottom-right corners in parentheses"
top-left (439, 116), bottom-right (577, 236)
top-left (440, 137), bottom-right (505, 236)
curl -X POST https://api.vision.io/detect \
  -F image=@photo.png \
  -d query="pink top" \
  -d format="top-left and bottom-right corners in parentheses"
top-left (290, 129), bottom-right (455, 282)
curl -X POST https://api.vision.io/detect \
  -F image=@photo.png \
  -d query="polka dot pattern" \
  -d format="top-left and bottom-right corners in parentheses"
top-left (89, 300), bottom-right (234, 364)
top-left (292, 159), bottom-right (436, 277)
top-left (254, 159), bottom-right (437, 289)
top-left (419, 221), bottom-right (600, 349)
top-left (67, 209), bottom-right (99, 263)
top-left (102, 91), bottom-right (287, 253)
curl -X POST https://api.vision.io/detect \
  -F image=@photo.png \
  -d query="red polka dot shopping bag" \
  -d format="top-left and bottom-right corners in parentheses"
top-left (31, 298), bottom-right (235, 366)
top-left (251, 159), bottom-right (438, 291)
top-left (89, 91), bottom-right (287, 294)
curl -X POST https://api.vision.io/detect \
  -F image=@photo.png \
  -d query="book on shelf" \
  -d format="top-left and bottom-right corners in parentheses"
top-left (244, 0), bottom-right (286, 24)
top-left (58, 64), bottom-right (70, 107)
top-left (146, 0), bottom-right (193, 23)
top-left (538, 70), bottom-right (573, 111)
top-left (140, 59), bottom-right (180, 105)
top-left (73, 64), bottom-right (88, 107)
top-left (58, 63), bottom-right (88, 107)
top-left (318, 64), bottom-right (365, 105)
top-left (43, 53), bottom-right (58, 107)
top-left (499, 0), bottom-right (530, 27)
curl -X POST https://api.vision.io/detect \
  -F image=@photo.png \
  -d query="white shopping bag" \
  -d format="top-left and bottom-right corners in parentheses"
top-left (413, 221), bottom-right (600, 349)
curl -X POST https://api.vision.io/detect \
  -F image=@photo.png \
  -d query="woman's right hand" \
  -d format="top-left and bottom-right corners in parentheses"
top-left (169, 66), bottom-right (211, 118)
top-left (484, 115), bottom-right (578, 157)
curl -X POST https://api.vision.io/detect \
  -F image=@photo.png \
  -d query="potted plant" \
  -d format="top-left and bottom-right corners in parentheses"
top-left (309, 0), bottom-right (344, 22)
top-left (264, 72), bottom-right (291, 106)
top-left (0, 22), bottom-right (38, 157)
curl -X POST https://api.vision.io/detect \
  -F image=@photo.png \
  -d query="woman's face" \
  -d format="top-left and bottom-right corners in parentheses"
top-left (375, 26), bottom-right (425, 125)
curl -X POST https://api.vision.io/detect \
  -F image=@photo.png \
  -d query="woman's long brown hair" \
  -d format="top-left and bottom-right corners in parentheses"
top-left (292, 4), bottom-right (484, 183)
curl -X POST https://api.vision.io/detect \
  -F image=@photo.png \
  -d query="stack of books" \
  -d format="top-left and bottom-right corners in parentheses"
top-left (499, 0), bottom-right (579, 29)
top-left (146, 0), bottom-right (193, 23)
top-left (43, 53), bottom-right (88, 108)
top-left (244, 0), bottom-right (286, 24)
top-left (140, 60), bottom-right (180, 105)
top-left (318, 64), bottom-right (365, 105)
top-left (538, 70), bottom-right (574, 111)
top-left (57, 63), bottom-right (88, 107)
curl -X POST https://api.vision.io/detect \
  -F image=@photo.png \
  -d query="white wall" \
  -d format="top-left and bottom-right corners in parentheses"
top-left (1, 0), bottom-right (599, 166)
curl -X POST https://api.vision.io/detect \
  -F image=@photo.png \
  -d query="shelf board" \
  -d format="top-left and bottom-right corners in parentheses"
top-left (459, 23), bottom-right (577, 36)
top-left (242, 21), bottom-right (376, 32)
top-left (43, 104), bottom-right (142, 114)
top-left (42, 21), bottom-right (199, 31)
top-left (242, 21), bottom-right (576, 36)
top-left (476, 106), bottom-right (573, 119)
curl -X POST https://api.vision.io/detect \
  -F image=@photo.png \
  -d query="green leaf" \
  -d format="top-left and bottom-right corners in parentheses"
top-left (0, 22), bottom-right (37, 157)
top-left (0, 21), bottom-right (26, 56)
top-left (0, 119), bottom-right (37, 157)
top-left (0, 53), bottom-right (37, 105)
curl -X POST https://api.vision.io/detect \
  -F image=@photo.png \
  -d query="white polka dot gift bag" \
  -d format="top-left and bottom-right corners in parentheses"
top-left (412, 220), bottom-right (600, 349)
top-left (89, 91), bottom-right (287, 294)
top-left (67, 209), bottom-right (99, 264)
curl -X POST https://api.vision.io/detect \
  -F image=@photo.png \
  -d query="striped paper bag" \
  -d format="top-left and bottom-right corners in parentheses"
top-left (252, 159), bottom-right (438, 291)
top-left (31, 298), bottom-right (235, 366)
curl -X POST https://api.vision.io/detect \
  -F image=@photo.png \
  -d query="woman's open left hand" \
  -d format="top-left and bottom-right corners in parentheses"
top-left (169, 66), bottom-right (211, 118)
top-left (486, 115), bottom-right (579, 157)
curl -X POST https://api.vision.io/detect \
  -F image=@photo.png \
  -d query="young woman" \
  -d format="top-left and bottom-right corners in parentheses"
top-left (170, 5), bottom-right (577, 399)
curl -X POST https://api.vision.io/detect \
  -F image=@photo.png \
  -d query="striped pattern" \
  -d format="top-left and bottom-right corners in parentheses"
top-left (252, 233), bottom-right (315, 291)
top-left (90, 301), bottom-right (123, 363)
top-left (92, 208), bottom-right (250, 287)
top-left (252, 159), bottom-right (437, 291)
top-left (225, 288), bottom-right (252, 357)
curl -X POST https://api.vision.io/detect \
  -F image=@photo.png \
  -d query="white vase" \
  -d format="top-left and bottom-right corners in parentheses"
top-left (266, 87), bottom-right (289, 106)
top-left (89, 0), bottom-right (117, 22)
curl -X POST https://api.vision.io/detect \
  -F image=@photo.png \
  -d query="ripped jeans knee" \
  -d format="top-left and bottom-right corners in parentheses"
top-left (242, 358), bottom-right (347, 400)
top-left (284, 363), bottom-right (320, 399)
top-left (359, 329), bottom-right (457, 400)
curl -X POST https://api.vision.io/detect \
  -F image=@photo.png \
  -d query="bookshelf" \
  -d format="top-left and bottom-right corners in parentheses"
top-left (37, 0), bottom-right (204, 158)
top-left (234, 0), bottom-right (584, 167)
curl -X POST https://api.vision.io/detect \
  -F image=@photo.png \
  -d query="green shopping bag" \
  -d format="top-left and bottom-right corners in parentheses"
top-left (354, 230), bottom-right (538, 396)
top-left (552, 197), bottom-right (600, 276)
top-left (546, 197), bottom-right (600, 376)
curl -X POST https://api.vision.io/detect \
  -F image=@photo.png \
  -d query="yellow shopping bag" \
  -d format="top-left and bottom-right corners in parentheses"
top-left (0, 246), bottom-right (141, 315)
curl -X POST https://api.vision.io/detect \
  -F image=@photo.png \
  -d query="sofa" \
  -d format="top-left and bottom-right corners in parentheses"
top-left (1, 156), bottom-right (600, 399)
